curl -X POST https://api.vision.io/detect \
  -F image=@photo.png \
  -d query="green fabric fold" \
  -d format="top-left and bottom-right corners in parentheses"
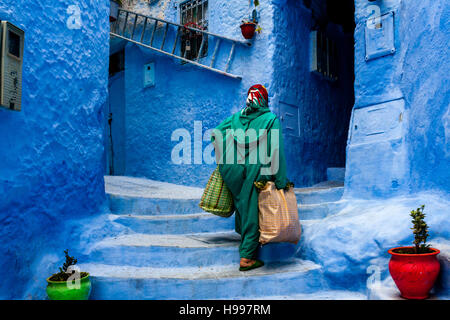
top-left (211, 90), bottom-right (287, 259)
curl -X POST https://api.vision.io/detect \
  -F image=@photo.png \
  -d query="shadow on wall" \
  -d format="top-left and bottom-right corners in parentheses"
top-left (271, 1), bottom-right (355, 188)
top-left (122, 44), bottom-right (244, 187)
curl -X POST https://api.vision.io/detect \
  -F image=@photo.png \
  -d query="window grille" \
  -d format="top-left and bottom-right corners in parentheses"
top-left (180, 0), bottom-right (208, 60)
top-left (310, 30), bottom-right (338, 81)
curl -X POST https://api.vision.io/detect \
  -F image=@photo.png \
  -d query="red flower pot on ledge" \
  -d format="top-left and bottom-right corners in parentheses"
top-left (240, 22), bottom-right (257, 39)
top-left (388, 246), bottom-right (441, 299)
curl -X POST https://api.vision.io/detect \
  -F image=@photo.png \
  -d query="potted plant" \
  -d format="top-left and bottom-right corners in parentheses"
top-left (46, 250), bottom-right (91, 300)
top-left (240, 20), bottom-right (257, 40)
top-left (110, 0), bottom-right (123, 22)
top-left (388, 205), bottom-right (441, 299)
top-left (240, 8), bottom-right (261, 39)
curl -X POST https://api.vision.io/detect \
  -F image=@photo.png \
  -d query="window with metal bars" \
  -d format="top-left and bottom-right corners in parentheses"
top-left (180, 0), bottom-right (208, 60)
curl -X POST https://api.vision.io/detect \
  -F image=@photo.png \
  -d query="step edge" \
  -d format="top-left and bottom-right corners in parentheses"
top-left (107, 193), bottom-right (202, 201)
top-left (109, 213), bottom-right (226, 221)
top-left (298, 201), bottom-right (341, 209)
top-left (90, 240), bottom-right (239, 250)
top-left (79, 259), bottom-right (322, 280)
top-left (89, 231), bottom-right (241, 250)
top-left (294, 186), bottom-right (344, 195)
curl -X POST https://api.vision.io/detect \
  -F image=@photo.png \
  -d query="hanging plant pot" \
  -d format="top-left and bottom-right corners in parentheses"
top-left (240, 22), bottom-right (257, 39)
top-left (110, 0), bottom-right (120, 22)
top-left (388, 246), bottom-right (441, 299)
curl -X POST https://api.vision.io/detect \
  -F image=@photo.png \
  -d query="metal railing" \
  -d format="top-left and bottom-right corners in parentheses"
top-left (111, 8), bottom-right (252, 80)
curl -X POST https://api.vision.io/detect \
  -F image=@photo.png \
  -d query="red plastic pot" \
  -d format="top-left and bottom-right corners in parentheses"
top-left (388, 246), bottom-right (440, 299)
top-left (240, 23), bottom-right (257, 39)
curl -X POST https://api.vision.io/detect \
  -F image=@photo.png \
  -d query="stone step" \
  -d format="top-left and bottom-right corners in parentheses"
top-left (109, 194), bottom-right (341, 221)
top-left (105, 175), bottom-right (203, 215)
top-left (295, 183), bottom-right (344, 205)
top-left (106, 176), bottom-right (345, 216)
top-left (84, 232), bottom-right (241, 268)
top-left (110, 213), bottom-right (235, 234)
top-left (111, 213), bottom-right (312, 243)
top-left (298, 203), bottom-right (329, 220)
top-left (108, 195), bottom-right (202, 215)
top-left (298, 201), bottom-right (344, 220)
top-left (367, 277), bottom-right (450, 300)
top-left (84, 232), bottom-right (303, 268)
top-left (79, 259), bottom-right (325, 299)
top-left (238, 290), bottom-right (366, 300)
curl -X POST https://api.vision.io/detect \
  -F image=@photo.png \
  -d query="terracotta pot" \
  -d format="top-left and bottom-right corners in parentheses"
top-left (388, 246), bottom-right (440, 299)
top-left (240, 23), bottom-right (257, 39)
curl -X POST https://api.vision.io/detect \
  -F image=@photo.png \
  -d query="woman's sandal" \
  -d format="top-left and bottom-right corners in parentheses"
top-left (239, 259), bottom-right (264, 271)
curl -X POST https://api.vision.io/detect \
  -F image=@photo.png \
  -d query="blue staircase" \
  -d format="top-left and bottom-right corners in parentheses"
top-left (78, 175), bottom-right (364, 300)
top-left (296, 182), bottom-right (345, 220)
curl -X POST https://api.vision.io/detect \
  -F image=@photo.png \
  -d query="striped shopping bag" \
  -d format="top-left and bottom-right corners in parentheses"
top-left (255, 181), bottom-right (301, 244)
top-left (199, 166), bottom-right (234, 217)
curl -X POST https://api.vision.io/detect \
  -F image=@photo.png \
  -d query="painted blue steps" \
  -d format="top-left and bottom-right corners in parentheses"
top-left (110, 213), bottom-right (234, 234)
top-left (84, 232), bottom-right (241, 268)
top-left (295, 183), bottom-right (344, 205)
top-left (85, 231), bottom-right (303, 269)
top-left (296, 181), bottom-right (345, 220)
top-left (105, 176), bottom-right (203, 215)
top-left (240, 290), bottom-right (366, 300)
top-left (79, 259), bottom-right (325, 300)
top-left (109, 195), bottom-right (201, 215)
top-left (298, 201), bottom-right (345, 220)
top-left (107, 176), bottom-right (345, 222)
top-left (90, 176), bottom-right (350, 300)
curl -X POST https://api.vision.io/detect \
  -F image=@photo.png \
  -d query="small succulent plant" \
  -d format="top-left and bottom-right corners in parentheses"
top-left (48, 249), bottom-right (87, 281)
top-left (410, 205), bottom-right (431, 254)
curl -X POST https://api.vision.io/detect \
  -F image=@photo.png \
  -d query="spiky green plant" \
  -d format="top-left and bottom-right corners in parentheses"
top-left (410, 205), bottom-right (431, 254)
top-left (59, 249), bottom-right (77, 273)
top-left (49, 249), bottom-right (87, 281)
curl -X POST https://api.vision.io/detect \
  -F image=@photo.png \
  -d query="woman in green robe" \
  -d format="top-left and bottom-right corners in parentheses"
top-left (212, 84), bottom-right (287, 271)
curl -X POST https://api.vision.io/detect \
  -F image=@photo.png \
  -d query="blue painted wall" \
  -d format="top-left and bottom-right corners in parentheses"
top-left (118, 0), bottom-right (449, 196)
top-left (0, 0), bottom-right (109, 299)
top-left (345, 0), bottom-right (450, 198)
top-left (114, 0), bottom-right (355, 188)
top-left (107, 70), bottom-right (126, 175)
top-left (271, 0), bottom-right (354, 186)
top-left (119, 0), bottom-right (277, 187)
top-left (297, 0), bottom-right (449, 293)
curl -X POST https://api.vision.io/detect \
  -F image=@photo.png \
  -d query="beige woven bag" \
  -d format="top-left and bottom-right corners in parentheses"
top-left (257, 181), bottom-right (301, 244)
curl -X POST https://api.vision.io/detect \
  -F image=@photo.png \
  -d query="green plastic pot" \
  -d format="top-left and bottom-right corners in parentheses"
top-left (46, 273), bottom-right (91, 300)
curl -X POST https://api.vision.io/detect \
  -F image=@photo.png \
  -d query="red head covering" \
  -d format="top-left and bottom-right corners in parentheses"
top-left (248, 84), bottom-right (268, 104)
